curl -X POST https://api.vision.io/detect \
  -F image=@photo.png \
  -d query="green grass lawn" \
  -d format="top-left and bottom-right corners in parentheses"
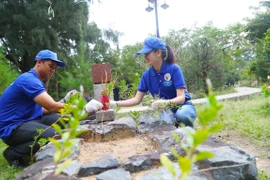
top-left (196, 93), bottom-right (270, 148)
top-left (196, 93), bottom-right (270, 179)
top-left (0, 140), bottom-right (22, 180)
top-left (0, 92), bottom-right (269, 179)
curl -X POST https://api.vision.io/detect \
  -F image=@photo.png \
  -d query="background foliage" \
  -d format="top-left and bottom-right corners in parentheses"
top-left (0, 1), bottom-right (270, 98)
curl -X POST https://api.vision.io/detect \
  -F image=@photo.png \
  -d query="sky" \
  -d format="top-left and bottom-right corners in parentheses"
top-left (88, 0), bottom-right (262, 47)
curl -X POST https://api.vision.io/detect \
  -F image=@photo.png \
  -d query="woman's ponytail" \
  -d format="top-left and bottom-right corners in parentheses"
top-left (164, 45), bottom-right (176, 64)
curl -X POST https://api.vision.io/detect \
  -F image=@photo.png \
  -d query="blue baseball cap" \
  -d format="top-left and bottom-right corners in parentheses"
top-left (137, 37), bottom-right (166, 55)
top-left (35, 49), bottom-right (65, 67)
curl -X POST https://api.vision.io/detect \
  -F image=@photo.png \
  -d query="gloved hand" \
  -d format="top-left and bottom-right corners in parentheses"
top-left (151, 99), bottom-right (169, 110)
top-left (109, 100), bottom-right (118, 110)
top-left (85, 99), bottom-right (103, 113)
top-left (62, 90), bottom-right (79, 103)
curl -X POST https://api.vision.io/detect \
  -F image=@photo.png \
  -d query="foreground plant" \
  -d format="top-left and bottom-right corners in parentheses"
top-left (48, 89), bottom-right (87, 176)
top-left (30, 87), bottom-right (87, 178)
top-left (160, 79), bottom-right (223, 180)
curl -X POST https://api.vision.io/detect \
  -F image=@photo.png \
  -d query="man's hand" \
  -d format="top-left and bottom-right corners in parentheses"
top-left (62, 90), bottom-right (79, 103)
top-left (85, 99), bottom-right (103, 113)
top-left (109, 100), bottom-right (118, 109)
top-left (151, 99), bottom-right (169, 110)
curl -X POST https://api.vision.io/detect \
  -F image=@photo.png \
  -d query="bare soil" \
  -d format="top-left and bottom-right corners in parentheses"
top-left (78, 135), bottom-right (154, 164)
top-left (78, 131), bottom-right (270, 179)
top-left (78, 135), bottom-right (158, 180)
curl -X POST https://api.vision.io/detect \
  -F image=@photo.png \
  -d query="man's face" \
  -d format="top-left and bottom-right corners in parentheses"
top-left (38, 60), bottom-right (57, 80)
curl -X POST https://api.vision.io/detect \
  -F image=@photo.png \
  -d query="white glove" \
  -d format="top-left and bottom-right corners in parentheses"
top-left (109, 100), bottom-right (118, 109)
top-left (151, 99), bottom-right (169, 110)
top-left (85, 99), bottom-right (103, 113)
top-left (63, 90), bottom-right (79, 102)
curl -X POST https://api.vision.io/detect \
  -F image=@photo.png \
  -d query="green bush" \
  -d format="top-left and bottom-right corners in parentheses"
top-left (0, 49), bottom-right (19, 95)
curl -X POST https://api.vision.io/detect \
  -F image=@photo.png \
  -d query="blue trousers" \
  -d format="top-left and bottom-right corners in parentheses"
top-left (160, 101), bottom-right (196, 127)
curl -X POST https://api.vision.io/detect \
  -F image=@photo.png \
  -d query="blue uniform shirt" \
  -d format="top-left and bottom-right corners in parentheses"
top-left (0, 68), bottom-right (45, 142)
top-left (138, 61), bottom-right (191, 101)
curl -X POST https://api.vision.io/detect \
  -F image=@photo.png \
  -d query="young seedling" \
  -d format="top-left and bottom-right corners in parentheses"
top-left (30, 87), bottom-right (88, 177)
top-left (160, 78), bottom-right (223, 180)
top-left (130, 110), bottom-right (141, 132)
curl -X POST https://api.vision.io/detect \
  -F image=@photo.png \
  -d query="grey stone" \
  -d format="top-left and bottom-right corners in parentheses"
top-left (96, 109), bottom-right (115, 122)
top-left (94, 122), bottom-right (136, 142)
top-left (78, 154), bottom-right (120, 177)
top-left (123, 155), bottom-right (153, 173)
top-left (148, 127), bottom-right (186, 151)
top-left (108, 117), bottom-right (136, 129)
top-left (197, 143), bottom-right (258, 180)
top-left (35, 139), bottom-right (81, 162)
top-left (138, 163), bottom-right (211, 180)
top-left (138, 120), bottom-right (176, 134)
top-left (15, 157), bottom-right (55, 180)
top-left (138, 113), bottom-right (159, 125)
top-left (61, 160), bottom-right (81, 177)
top-left (96, 168), bottom-right (132, 180)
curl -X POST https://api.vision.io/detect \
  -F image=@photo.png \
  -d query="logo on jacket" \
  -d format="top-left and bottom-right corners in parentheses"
top-left (164, 73), bottom-right (172, 86)
top-left (164, 73), bottom-right (171, 81)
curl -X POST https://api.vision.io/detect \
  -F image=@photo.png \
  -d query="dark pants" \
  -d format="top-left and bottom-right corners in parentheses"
top-left (4, 113), bottom-right (62, 160)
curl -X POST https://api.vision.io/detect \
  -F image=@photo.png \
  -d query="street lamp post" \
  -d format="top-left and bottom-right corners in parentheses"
top-left (145, 0), bottom-right (169, 38)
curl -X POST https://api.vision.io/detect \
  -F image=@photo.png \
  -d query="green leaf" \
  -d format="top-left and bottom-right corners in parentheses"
top-left (171, 147), bottom-right (179, 159)
top-left (36, 128), bottom-right (45, 134)
top-left (48, 138), bottom-right (61, 149)
top-left (62, 117), bottom-right (70, 121)
top-left (55, 159), bottom-right (72, 175)
top-left (192, 130), bottom-right (209, 147)
top-left (47, 6), bottom-right (51, 15)
top-left (63, 141), bottom-right (73, 148)
top-left (160, 154), bottom-right (176, 177)
top-left (62, 132), bottom-right (70, 142)
top-left (52, 123), bottom-right (63, 135)
top-left (195, 151), bottom-right (214, 161)
top-left (208, 124), bottom-right (223, 133)
top-left (60, 149), bottom-right (71, 160)
top-left (38, 138), bottom-right (48, 146)
top-left (172, 133), bottom-right (181, 144)
top-left (74, 130), bottom-right (86, 137)
top-left (53, 150), bottom-right (61, 163)
top-left (178, 156), bottom-right (191, 173)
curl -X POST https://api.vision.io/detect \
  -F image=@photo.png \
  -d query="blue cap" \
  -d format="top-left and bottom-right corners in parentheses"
top-left (35, 49), bottom-right (65, 67)
top-left (137, 37), bottom-right (166, 55)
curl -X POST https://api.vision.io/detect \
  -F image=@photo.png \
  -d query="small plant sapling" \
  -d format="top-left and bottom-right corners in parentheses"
top-left (101, 72), bottom-right (116, 110)
top-left (30, 86), bottom-right (88, 177)
top-left (160, 79), bottom-right (223, 180)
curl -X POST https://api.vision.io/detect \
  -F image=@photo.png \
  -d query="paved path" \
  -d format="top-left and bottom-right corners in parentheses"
top-left (117, 87), bottom-right (262, 114)
top-left (191, 86), bottom-right (262, 104)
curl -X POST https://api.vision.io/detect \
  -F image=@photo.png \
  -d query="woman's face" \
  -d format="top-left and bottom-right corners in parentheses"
top-left (144, 50), bottom-right (161, 66)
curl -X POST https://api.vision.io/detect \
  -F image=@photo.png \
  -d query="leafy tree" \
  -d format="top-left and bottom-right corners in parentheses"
top-left (162, 23), bottom-right (253, 93)
top-left (246, 1), bottom-right (270, 43)
top-left (117, 43), bottom-right (145, 83)
top-left (184, 24), bottom-right (226, 93)
top-left (0, 0), bottom-right (123, 98)
top-left (163, 28), bottom-right (192, 65)
top-left (57, 25), bottom-right (122, 99)
top-left (0, 0), bottom-right (93, 72)
top-left (253, 29), bottom-right (270, 82)
top-left (221, 23), bottom-right (255, 86)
